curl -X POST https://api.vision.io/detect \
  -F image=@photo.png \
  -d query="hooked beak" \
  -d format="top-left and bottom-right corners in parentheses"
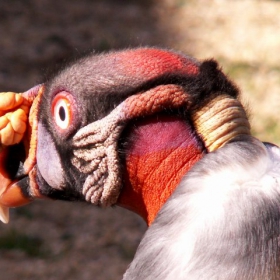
top-left (0, 84), bottom-right (45, 223)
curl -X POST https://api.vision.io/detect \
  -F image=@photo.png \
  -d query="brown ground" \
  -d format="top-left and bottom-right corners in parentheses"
top-left (0, 0), bottom-right (279, 279)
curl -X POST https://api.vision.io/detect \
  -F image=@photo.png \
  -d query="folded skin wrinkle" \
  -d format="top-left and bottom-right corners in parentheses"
top-left (1, 47), bottom-right (277, 280)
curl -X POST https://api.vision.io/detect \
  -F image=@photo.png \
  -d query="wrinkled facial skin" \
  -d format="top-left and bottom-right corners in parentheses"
top-left (35, 121), bottom-right (86, 201)
top-left (32, 48), bottom-right (201, 202)
top-left (0, 47), bottom-right (240, 224)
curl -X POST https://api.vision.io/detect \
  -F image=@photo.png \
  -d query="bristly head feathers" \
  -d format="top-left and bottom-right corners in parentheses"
top-left (34, 48), bottom-right (242, 206)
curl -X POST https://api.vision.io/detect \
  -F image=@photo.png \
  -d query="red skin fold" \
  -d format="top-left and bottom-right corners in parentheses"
top-left (118, 115), bottom-right (205, 225)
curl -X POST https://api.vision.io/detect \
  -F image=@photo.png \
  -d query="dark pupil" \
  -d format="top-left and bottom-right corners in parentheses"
top-left (59, 106), bottom-right (66, 121)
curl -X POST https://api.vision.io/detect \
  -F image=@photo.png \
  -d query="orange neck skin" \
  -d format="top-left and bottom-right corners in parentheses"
top-left (117, 115), bottom-right (205, 225)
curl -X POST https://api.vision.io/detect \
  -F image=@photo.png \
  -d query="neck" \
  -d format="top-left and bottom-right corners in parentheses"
top-left (117, 115), bottom-right (205, 225)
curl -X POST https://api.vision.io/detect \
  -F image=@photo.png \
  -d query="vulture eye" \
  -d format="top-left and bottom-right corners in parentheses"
top-left (52, 92), bottom-right (74, 130)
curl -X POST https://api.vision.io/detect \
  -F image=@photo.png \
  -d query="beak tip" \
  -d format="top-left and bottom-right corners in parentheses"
top-left (0, 205), bottom-right (9, 224)
top-left (0, 183), bottom-right (32, 208)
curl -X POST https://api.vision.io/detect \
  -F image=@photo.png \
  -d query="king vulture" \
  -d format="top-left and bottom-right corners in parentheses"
top-left (0, 48), bottom-right (280, 280)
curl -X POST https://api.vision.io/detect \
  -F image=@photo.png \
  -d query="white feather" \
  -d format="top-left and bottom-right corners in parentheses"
top-left (123, 136), bottom-right (280, 280)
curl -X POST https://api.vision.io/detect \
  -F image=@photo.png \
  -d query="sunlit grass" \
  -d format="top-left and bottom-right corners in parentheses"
top-left (164, 0), bottom-right (280, 144)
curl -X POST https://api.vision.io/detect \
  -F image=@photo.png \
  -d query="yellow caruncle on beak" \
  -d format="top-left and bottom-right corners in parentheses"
top-left (0, 92), bottom-right (29, 146)
top-left (0, 90), bottom-right (38, 223)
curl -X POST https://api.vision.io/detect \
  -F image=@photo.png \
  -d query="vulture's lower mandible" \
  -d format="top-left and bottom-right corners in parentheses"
top-left (0, 48), bottom-right (280, 280)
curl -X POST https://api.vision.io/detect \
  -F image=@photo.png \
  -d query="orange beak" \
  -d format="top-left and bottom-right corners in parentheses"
top-left (0, 84), bottom-right (45, 223)
top-left (0, 146), bottom-right (31, 206)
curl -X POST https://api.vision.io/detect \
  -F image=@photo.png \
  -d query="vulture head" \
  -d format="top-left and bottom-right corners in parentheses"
top-left (1, 47), bottom-right (280, 279)
top-left (0, 48), bottom-right (251, 224)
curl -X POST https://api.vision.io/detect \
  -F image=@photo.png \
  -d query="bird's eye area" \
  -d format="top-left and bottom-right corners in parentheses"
top-left (52, 92), bottom-right (74, 130)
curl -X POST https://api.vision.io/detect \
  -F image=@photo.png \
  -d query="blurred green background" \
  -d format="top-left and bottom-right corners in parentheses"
top-left (0, 0), bottom-right (279, 279)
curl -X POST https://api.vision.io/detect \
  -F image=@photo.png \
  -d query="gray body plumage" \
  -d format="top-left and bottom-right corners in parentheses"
top-left (123, 136), bottom-right (280, 280)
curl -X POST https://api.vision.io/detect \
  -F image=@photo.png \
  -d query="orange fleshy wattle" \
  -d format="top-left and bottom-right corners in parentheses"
top-left (0, 92), bottom-right (30, 146)
top-left (0, 85), bottom-right (44, 223)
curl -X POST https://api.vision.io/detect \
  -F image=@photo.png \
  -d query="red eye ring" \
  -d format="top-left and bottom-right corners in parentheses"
top-left (51, 91), bottom-right (74, 131)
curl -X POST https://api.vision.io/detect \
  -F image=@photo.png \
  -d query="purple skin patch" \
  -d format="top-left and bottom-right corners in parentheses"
top-left (125, 116), bottom-right (202, 157)
top-left (37, 122), bottom-right (66, 190)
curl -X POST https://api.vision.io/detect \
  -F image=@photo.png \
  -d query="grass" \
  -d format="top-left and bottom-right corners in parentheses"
top-left (225, 61), bottom-right (260, 80)
top-left (0, 229), bottom-right (46, 258)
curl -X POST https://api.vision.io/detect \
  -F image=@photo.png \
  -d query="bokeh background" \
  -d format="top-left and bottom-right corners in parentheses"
top-left (0, 0), bottom-right (280, 279)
